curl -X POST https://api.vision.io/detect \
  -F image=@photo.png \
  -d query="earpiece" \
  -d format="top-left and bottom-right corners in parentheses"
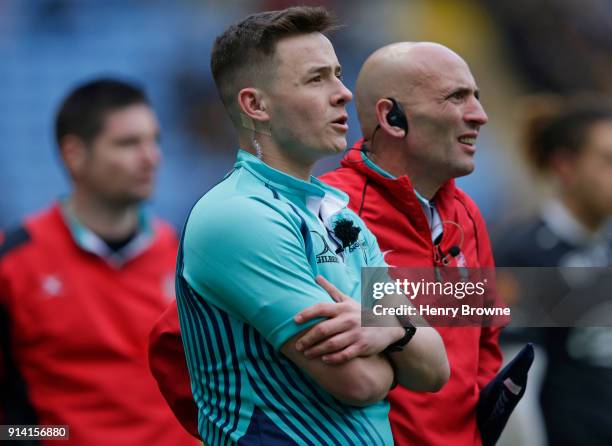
top-left (386, 97), bottom-right (408, 136)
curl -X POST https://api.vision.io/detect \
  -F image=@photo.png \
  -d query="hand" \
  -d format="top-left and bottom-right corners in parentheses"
top-left (294, 275), bottom-right (404, 364)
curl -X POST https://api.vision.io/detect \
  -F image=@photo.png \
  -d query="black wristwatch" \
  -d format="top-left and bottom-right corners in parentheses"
top-left (383, 317), bottom-right (417, 353)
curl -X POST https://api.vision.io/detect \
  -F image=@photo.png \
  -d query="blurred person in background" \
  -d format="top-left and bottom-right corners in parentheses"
top-left (495, 96), bottom-right (612, 446)
top-left (0, 79), bottom-right (197, 446)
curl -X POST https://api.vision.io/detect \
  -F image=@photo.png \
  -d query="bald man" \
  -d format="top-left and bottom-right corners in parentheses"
top-left (148, 42), bottom-right (502, 445)
top-left (318, 42), bottom-right (502, 446)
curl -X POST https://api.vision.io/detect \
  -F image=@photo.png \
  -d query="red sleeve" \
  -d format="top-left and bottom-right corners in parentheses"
top-left (471, 201), bottom-right (504, 390)
top-left (478, 326), bottom-right (502, 390)
top-left (148, 302), bottom-right (200, 439)
top-left (0, 225), bottom-right (35, 424)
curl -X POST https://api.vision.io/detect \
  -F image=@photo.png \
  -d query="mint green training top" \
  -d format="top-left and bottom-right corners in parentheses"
top-left (176, 149), bottom-right (393, 446)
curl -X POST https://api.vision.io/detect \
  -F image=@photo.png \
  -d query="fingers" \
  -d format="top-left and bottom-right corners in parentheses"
top-left (294, 302), bottom-right (340, 324)
top-left (294, 275), bottom-right (352, 323)
top-left (295, 316), bottom-right (355, 352)
top-left (321, 344), bottom-right (364, 364)
top-left (315, 275), bottom-right (349, 302)
top-left (296, 320), bottom-right (358, 358)
top-left (301, 329), bottom-right (358, 359)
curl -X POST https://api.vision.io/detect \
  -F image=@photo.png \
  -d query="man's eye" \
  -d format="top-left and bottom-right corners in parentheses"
top-left (115, 138), bottom-right (140, 147)
top-left (336, 72), bottom-right (343, 80)
top-left (310, 76), bottom-right (322, 83)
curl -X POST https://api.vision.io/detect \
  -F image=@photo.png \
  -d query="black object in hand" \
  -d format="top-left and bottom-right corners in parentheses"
top-left (477, 343), bottom-right (535, 446)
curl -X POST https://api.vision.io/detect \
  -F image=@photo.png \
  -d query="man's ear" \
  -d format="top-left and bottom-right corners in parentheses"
top-left (59, 135), bottom-right (88, 180)
top-left (237, 87), bottom-right (271, 135)
top-left (375, 98), bottom-right (407, 139)
top-left (550, 150), bottom-right (575, 184)
top-left (237, 88), bottom-right (269, 123)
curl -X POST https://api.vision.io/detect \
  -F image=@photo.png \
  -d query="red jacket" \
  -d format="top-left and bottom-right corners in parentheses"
top-left (147, 146), bottom-right (503, 444)
top-left (148, 302), bottom-right (200, 439)
top-left (320, 146), bottom-right (502, 446)
top-left (0, 205), bottom-right (197, 446)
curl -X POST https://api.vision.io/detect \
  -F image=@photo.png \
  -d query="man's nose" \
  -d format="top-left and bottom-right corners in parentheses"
top-left (332, 78), bottom-right (353, 106)
top-left (465, 98), bottom-right (488, 126)
top-left (141, 141), bottom-right (161, 167)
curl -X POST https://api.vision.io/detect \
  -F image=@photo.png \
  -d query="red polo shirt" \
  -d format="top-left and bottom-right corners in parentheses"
top-left (0, 204), bottom-right (196, 446)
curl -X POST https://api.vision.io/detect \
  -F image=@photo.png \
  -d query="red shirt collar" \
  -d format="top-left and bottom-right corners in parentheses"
top-left (340, 139), bottom-right (457, 215)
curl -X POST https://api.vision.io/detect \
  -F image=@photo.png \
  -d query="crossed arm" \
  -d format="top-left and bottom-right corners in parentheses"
top-left (293, 276), bottom-right (450, 393)
top-left (280, 328), bottom-right (395, 407)
top-left (146, 273), bottom-right (448, 437)
top-left (182, 199), bottom-right (448, 408)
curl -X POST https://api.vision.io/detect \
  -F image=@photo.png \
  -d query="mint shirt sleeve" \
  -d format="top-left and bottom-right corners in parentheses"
top-left (182, 196), bottom-right (332, 351)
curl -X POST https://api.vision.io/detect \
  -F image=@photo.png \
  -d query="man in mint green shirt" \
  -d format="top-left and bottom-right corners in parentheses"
top-left (176, 6), bottom-right (449, 445)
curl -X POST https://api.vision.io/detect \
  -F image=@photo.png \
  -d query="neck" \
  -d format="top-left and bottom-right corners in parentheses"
top-left (67, 191), bottom-right (140, 240)
top-left (239, 135), bottom-right (314, 181)
top-left (262, 151), bottom-right (314, 181)
top-left (411, 178), bottom-right (442, 201)
top-left (560, 193), bottom-right (605, 233)
top-left (368, 148), bottom-right (442, 200)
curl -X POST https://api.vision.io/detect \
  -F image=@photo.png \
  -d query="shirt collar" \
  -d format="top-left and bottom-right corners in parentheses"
top-left (60, 199), bottom-right (154, 267)
top-left (541, 198), bottom-right (609, 246)
top-left (359, 150), bottom-right (441, 239)
top-left (360, 150), bottom-right (433, 207)
top-left (361, 149), bottom-right (394, 179)
top-left (235, 149), bottom-right (349, 218)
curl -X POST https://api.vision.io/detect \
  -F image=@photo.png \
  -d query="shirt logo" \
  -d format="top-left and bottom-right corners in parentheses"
top-left (41, 275), bottom-right (63, 297)
top-left (310, 231), bottom-right (339, 264)
top-left (382, 249), bottom-right (396, 265)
